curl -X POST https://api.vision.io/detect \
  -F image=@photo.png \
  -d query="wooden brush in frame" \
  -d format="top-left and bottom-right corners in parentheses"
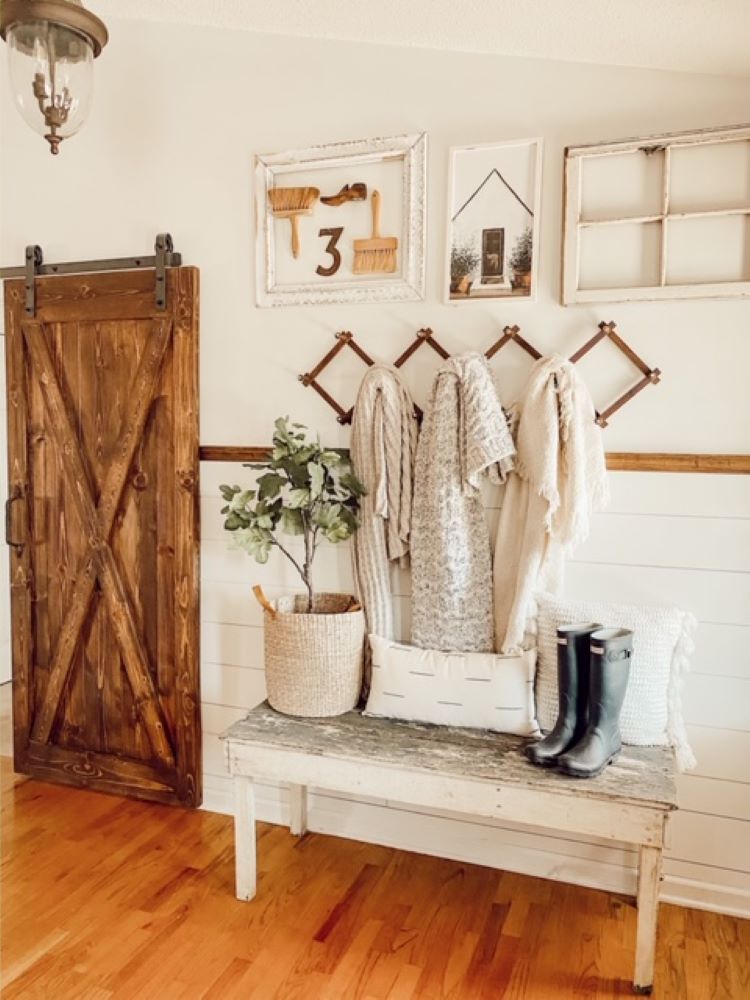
top-left (268, 186), bottom-right (320, 258)
top-left (353, 189), bottom-right (398, 274)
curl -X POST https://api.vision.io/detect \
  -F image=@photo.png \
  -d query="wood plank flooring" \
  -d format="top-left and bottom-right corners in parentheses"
top-left (1, 756), bottom-right (748, 999)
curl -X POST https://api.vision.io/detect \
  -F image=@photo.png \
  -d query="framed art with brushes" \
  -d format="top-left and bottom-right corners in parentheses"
top-left (255, 132), bottom-right (427, 306)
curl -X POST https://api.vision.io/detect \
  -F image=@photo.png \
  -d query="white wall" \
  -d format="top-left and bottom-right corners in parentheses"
top-left (1, 18), bottom-right (749, 916)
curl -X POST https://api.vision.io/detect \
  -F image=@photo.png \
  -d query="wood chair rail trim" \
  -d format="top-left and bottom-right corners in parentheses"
top-left (199, 446), bottom-right (750, 475)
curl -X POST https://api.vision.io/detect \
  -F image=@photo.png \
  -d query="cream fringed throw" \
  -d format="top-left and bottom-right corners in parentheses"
top-left (493, 355), bottom-right (609, 653)
top-left (411, 353), bottom-right (515, 652)
top-left (351, 365), bottom-right (419, 656)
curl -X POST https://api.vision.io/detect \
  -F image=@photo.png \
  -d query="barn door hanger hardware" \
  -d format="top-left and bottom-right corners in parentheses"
top-left (0, 233), bottom-right (182, 315)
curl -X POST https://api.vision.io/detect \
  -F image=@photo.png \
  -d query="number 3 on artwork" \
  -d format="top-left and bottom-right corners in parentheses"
top-left (316, 227), bottom-right (344, 277)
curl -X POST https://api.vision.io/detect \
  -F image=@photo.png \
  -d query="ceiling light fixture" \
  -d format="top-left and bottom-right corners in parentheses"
top-left (0, 0), bottom-right (108, 155)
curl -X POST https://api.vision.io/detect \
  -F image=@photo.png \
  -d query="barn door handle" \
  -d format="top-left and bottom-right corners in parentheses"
top-left (5, 489), bottom-right (24, 553)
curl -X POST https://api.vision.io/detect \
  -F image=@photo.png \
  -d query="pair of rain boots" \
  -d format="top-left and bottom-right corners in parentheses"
top-left (525, 623), bottom-right (633, 778)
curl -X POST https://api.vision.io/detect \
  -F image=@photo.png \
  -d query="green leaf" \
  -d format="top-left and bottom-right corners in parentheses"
top-left (281, 507), bottom-right (304, 535)
top-left (273, 416), bottom-right (296, 447)
top-left (224, 512), bottom-right (244, 531)
top-left (339, 506), bottom-right (359, 533)
top-left (324, 521), bottom-right (350, 544)
top-left (295, 445), bottom-right (317, 463)
top-left (257, 472), bottom-right (284, 501)
top-left (312, 502), bottom-right (340, 529)
top-left (340, 472), bottom-right (367, 498)
top-left (230, 526), bottom-right (274, 565)
top-left (288, 488), bottom-right (311, 509)
top-left (233, 489), bottom-right (255, 509)
top-left (307, 461), bottom-right (325, 498)
top-left (278, 456), bottom-right (309, 489)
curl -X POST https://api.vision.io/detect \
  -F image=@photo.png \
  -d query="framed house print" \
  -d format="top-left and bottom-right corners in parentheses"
top-left (445, 138), bottom-right (542, 302)
top-left (255, 132), bottom-right (427, 307)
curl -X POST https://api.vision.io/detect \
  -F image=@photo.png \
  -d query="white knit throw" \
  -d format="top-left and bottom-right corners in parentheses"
top-left (411, 353), bottom-right (515, 652)
top-left (351, 365), bottom-right (419, 655)
top-left (493, 355), bottom-right (609, 653)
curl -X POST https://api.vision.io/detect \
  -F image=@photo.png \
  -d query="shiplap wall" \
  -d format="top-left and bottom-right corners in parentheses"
top-left (200, 460), bottom-right (750, 918)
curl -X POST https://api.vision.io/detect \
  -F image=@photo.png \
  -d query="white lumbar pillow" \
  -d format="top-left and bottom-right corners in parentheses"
top-left (365, 635), bottom-right (540, 736)
top-left (535, 593), bottom-right (696, 770)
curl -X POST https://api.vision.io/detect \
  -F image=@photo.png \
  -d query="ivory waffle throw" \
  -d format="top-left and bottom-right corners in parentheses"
top-left (493, 355), bottom-right (609, 653)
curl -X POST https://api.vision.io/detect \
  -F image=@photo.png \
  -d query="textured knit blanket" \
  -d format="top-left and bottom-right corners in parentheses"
top-left (493, 355), bottom-right (609, 653)
top-left (411, 353), bottom-right (515, 652)
top-left (351, 365), bottom-right (419, 662)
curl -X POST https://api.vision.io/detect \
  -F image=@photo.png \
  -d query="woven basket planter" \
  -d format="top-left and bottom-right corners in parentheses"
top-left (263, 593), bottom-right (365, 717)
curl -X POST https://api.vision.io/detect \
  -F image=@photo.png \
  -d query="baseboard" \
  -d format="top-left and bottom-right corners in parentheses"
top-left (201, 774), bottom-right (750, 919)
top-left (203, 774), bottom-right (235, 816)
top-left (661, 875), bottom-right (750, 919)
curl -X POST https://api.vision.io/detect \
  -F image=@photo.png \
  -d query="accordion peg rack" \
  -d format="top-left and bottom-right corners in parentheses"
top-left (297, 320), bottom-right (661, 429)
top-left (200, 320), bottom-right (750, 474)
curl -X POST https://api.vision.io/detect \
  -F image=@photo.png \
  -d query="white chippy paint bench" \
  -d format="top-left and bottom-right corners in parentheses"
top-left (221, 702), bottom-right (677, 995)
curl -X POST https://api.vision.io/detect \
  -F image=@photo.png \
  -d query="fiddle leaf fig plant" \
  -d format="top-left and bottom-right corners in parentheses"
top-left (220, 417), bottom-right (365, 612)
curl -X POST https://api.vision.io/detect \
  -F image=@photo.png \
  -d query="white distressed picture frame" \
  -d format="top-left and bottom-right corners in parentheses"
top-left (444, 137), bottom-right (543, 304)
top-left (255, 132), bottom-right (427, 307)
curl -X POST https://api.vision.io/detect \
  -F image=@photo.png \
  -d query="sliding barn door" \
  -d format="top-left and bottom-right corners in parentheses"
top-left (4, 267), bottom-right (200, 806)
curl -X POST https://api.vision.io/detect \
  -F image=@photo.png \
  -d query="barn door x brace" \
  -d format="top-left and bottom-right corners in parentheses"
top-left (0, 233), bottom-right (182, 316)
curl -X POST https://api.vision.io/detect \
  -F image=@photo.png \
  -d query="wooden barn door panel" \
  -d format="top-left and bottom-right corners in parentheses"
top-left (4, 268), bottom-right (200, 806)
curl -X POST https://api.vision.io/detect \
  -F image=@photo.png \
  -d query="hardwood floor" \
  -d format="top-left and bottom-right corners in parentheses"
top-left (1, 757), bottom-right (748, 999)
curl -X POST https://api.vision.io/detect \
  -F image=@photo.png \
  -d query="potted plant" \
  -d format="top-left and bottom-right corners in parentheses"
top-left (509, 227), bottom-right (533, 291)
top-left (450, 241), bottom-right (480, 295)
top-left (220, 417), bottom-right (367, 717)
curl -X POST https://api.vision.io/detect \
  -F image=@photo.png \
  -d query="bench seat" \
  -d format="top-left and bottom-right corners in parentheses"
top-left (222, 702), bottom-right (677, 995)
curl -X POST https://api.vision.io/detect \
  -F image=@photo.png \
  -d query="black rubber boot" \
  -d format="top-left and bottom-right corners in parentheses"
top-left (524, 622), bottom-right (601, 767)
top-left (557, 627), bottom-right (633, 778)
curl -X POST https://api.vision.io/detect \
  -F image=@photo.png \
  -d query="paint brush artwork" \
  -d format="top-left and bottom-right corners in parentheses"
top-left (353, 189), bottom-right (398, 274)
top-left (268, 186), bottom-right (320, 258)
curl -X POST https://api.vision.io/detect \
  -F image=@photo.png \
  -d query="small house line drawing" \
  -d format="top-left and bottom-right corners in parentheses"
top-left (451, 168), bottom-right (533, 290)
top-left (451, 168), bottom-right (534, 223)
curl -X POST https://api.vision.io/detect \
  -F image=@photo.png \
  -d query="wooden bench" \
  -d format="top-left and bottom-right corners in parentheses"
top-left (222, 703), bottom-right (677, 995)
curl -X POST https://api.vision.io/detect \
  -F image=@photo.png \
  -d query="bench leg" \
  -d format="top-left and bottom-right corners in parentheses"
top-left (633, 845), bottom-right (662, 994)
top-left (233, 775), bottom-right (256, 901)
top-left (289, 783), bottom-right (308, 836)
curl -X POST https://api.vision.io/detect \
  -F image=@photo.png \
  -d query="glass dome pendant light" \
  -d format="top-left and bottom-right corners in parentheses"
top-left (0, 0), bottom-right (108, 155)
